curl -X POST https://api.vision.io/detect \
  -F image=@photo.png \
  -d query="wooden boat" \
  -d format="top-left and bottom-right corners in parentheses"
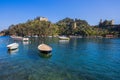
top-left (59, 36), bottom-right (70, 40)
top-left (38, 44), bottom-right (52, 54)
top-left (7, 43), bottom-right (19, 50)
top-left (23, 38), bottom-right (29, 41)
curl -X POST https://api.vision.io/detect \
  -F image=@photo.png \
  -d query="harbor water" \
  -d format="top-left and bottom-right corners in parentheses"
top-left (0, 36), bottom-right (120, 80)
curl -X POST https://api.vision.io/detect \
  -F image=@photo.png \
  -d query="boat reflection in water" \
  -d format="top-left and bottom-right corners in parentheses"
top-left (23, 41), bottom-right (29, 45)
top-left (58, 36), bottom-right (70, 40)
top-left (39, 52), bottom-right (52, 58)
top-left (59, 40), bottom-right (69, 43)
top-left (8, 48), bottom-right (19, 55)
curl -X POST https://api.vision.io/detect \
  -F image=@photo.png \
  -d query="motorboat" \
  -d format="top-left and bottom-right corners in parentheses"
top-left (59, 36), bottom-right (70, 40)
top-left (7, 43), bottom-right (19, 50)
top-left (48, 36), bottom-right (52, 38)
top-left (38, 44), bottom-right (52, 54)
top-left (11, 36), bottom-right (23, 40)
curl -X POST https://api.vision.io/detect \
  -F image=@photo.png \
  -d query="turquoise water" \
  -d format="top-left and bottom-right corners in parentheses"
top-left (0, 36), bottom-right (120, 80)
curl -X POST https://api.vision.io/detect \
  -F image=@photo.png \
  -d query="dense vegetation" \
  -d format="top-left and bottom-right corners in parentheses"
top-left (6, 18), bottom-right (59, 37)
top-left (57, 18), bottom-right (113, 37)
top-left (0, 17), bottom-right (120, 37)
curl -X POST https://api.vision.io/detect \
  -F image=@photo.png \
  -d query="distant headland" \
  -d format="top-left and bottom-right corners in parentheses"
top-left (0, 17), bottom-right (120, 38)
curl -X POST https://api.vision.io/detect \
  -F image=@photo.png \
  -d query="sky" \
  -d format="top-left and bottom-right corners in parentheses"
top-left (0, 0), bottom-right (120, 31)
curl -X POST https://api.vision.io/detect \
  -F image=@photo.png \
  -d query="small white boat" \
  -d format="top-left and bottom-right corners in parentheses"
top-left (7, 43), bottom-right (19, 50)
top-left (48, 36), bottom-right (52, 38)
top-left (32, 35), bottom-right (38, 37)
top-left (38, 44), bottom-right (52, 54)
top-left (23, 38), bottom-right (29, 41)
top-left (35, 35), bottom-right (38, 37)
top-left (59, 36), bottom-right (70, 40)
top-left (11, 36), bottom-right (23, 40)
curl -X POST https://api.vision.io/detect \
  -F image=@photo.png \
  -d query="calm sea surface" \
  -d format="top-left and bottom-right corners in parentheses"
top-left (0, 36), bottom-right (120, 80)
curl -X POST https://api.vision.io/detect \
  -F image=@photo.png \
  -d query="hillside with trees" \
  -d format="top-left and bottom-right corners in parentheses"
top-left (0, 17), bottom-right (120, 37)
top-left (6, 17), bottom-right (59, 37)
top-left (57, 18), bottom-right (113, 37)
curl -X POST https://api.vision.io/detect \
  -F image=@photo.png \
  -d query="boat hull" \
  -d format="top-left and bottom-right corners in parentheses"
top-left (8, 49), bottom-right (19, 54)
top-left (59, 36), bottom-right (70, 40)
top-left (23, 38), bottom-right (29, 41)
top-left (8, 47), bottom-right (18, 50)
top-left (39, 50), bottom-right (52, 54)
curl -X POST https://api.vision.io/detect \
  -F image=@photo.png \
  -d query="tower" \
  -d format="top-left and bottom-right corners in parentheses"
top-left (73, 19), bottom-right (77, 29)
top-left (111, 20), bottom-right (114, 25)
top-left (39, 17), bottom-right (48, 21)
top-left (73, 22), bottom-right (77, 29)
top-left (99, 19), bottom-right (103, 27)
top-left (99, 19), bottom-right (102, 24)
